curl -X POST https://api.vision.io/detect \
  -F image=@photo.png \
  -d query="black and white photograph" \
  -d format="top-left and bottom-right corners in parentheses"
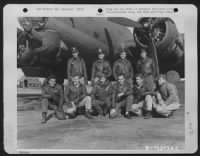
top-left (3, 4), bottom-right (198, 154)
top-left (16, 16), bottom-right (185, 149)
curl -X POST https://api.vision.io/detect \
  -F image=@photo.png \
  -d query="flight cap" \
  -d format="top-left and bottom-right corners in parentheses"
top-left (97, 48), bottom-right (104, 55)
top-left (71, 47), bottom-right (79, 53)
top-left (119, 47), bottom-right (128, 54)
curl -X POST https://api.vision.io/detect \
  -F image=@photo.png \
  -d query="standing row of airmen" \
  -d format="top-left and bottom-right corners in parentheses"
top-left (41, 47), bottom-right (181, 123)
top-left (67, 47), bottom-right (155, 88)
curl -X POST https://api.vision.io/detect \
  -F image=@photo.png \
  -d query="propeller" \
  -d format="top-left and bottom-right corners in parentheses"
top-left (107, 17), bottom-right (144, 28)
top-left (108, 17), bottom-right (160, 77)
top-left (18, 17), bottom-right (48, 32)
top-left (148, 36), bottom-right (159, 78)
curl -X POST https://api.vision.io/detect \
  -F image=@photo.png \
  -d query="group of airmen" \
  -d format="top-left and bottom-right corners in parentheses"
top-left (41, 46), bottom-right (181, 123)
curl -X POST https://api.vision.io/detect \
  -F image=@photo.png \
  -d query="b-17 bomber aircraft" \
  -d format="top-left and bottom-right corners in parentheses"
top-left (17, 17), bottom-right (184, 84)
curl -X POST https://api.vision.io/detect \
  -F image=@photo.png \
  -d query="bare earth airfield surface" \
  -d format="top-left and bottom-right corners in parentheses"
top-left (17, 81), bottom-right (185, 150)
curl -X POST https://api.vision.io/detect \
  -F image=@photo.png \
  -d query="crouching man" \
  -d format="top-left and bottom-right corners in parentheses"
top-left (91, 73), bottom-right (112, 116)
top-left (64, 73), bottom-right (94, 119)
top-left (154, 74), bottom-right (181, 117)
top-left (41, 75), bottom-right (66, 123)
top-left (131, 74), bottom-right (155, 119)
top-left (110, 74), bottom-right (133, 119)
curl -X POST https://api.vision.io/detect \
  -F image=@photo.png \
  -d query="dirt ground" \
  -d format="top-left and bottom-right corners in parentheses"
top-left (17, 81), bottom-right (185, 150)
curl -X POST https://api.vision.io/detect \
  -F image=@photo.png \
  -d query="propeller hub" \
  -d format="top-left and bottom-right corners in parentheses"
top-left (134, 18), bottom-right (166, 48)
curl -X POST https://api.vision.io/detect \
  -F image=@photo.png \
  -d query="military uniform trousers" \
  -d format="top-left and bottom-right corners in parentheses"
top-left (93, 97), bottom-right (112, 115)
top-left (153, 93), bottom-right (181, 117)
top-left (114, 95), bottom-right (134, 113)
top-left (42, 98), bottom-right (60, 113)
top-left (131, 95), bottom-right (153, 116)
top-left (64, 96), bottom-right (92, 114)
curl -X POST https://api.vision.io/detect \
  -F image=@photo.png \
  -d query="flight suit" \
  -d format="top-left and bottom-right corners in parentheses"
top-left (137, 56), bottom-right (156, 91)
top-left (131, 84), bottom-right (155, 116)
top-left (112, 81), bottom-right (133, 116)
top-left (91, 80), bottom-right (112, 115)
top-left (113, 59), bottom-right (134, 87)
top-left (154, 82), bottom-right (181, 117)
top-left (91, 59), bottom-right (112, 84)
top-left (64, 83), bottom-right (92, 115)
top-left (67, 57), bottom-right (87, 84)
top-left (41, 83), bottom-right (64, 113)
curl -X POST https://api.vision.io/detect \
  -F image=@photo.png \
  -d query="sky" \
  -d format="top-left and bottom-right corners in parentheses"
top-left (17, 17), bottom-right (184, 80)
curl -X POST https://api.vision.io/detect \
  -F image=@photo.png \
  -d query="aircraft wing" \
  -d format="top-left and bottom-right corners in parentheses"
top-left (17, 17), bottom-right (109, 80)
top-left (21, 66), bottom-right (51, 78)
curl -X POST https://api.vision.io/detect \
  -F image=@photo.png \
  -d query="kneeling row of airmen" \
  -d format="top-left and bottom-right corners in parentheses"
top-left (41, 72), bottom-right (181, 123)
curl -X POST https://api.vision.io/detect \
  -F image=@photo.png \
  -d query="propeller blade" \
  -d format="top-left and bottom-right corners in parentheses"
top-left (148, 36), bottom-right (159, 78)
top-left (107, 17), bottom-right (143, 28)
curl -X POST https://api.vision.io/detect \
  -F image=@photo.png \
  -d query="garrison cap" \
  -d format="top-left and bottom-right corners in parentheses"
top-left (118, 47), bottom-right (128, 54)
top-left (71, 47), bottom-right (79, 53)
top-left (96, 72), bottom-right (106, 78)
top-left (48, 74), bottom-right (56, 80)
top-left (71, 72), bottom-right (81, 77)
top-left (97, 48), bottom-right (104, 55)
top-left (117, 73), bottom-right (125, 78)
top-left (140, 48), bottom-right (147, 53)
top-left (135, 73), bottom-right (144, 79)
top-left (158, 74), bottom-right (166, 80)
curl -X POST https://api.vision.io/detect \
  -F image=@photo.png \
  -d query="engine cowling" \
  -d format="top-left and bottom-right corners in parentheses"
top-left (134, 18), bottom-right (184, 77)
top-left (134, 18), bottom-right (184, 59)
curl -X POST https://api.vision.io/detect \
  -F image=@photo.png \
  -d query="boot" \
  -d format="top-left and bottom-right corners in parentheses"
top-left (103, 106), bottom-right (110, 116)
top-left (125, 112), bottom-right (132, 119)
top-left (85, 110), bottom-right (94, 119)
top-left (144, 110), bottom-right (152, 119)
top-left (41, 112), bottom-right (47, 123)
top-left (94, 104), bottom-right (103, 116)
top-left (68, 112), bottom-right (77, 119)
top-left (167, 111), bottom-right (174, 118)
top-left (55, 110), bottom-right (66, 120)
top-left (117, 109), bottom-right (122, 117)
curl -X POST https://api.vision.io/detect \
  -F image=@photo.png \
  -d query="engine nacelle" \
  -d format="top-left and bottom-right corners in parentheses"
top-left (134, 18), bottom-right (184, 59)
